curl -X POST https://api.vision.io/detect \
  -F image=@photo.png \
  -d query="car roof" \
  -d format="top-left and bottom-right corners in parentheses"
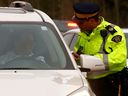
top-left (0, 1), bottom-right (54, 23)
top-left (0, 1), bottom-right (41, 22)
top-left (0, 8), bottom-right (43, 22)
top-left (0, 1), bottom-right (61, 38)
top-left (122, 28), bottom-right (128, 33)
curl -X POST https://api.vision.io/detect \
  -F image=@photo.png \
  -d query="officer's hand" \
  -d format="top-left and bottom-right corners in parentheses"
top-left (72, 52), bottom-right (80, 61)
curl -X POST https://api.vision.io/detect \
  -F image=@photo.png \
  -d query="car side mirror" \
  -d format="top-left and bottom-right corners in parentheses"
top-left (80, 54), bottom-right (105, 72)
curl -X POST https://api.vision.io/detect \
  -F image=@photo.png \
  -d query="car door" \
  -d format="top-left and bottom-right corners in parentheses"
top-left (122, 29), bottom-right (128, 66)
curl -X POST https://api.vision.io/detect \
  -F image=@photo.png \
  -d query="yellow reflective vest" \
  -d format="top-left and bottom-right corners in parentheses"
top-left (74, 17), bottom-right (127, 79)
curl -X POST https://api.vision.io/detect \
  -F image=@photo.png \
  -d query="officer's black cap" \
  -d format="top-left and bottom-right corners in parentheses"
top-left (73, 2), bottom-right (100, 14)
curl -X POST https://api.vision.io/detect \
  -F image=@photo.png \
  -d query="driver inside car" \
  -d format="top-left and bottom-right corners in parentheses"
top-left (0, 32), bottom-right (46, 65)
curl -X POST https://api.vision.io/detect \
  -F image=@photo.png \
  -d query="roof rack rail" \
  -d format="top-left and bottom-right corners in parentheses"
top-left (9, 1), bottom-right (34, 12)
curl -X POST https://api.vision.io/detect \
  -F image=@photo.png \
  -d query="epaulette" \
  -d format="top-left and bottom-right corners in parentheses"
top-left (105, 24), bottom-right (117, 35)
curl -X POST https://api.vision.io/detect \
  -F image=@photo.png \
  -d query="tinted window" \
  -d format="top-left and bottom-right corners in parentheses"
top-left (0, 22), bottom-right (74, 69)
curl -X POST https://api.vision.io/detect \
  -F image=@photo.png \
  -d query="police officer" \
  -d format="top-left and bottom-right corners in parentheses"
top-left (72, 2), bottom-right (127, 96)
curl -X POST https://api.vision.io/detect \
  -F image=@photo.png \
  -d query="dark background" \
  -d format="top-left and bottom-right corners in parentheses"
top-left (1, 0), bottom-right (128, 28)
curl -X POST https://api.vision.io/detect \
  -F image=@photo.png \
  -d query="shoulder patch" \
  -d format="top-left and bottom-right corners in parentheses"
top-left (112, 35), bottom-right (122, 43)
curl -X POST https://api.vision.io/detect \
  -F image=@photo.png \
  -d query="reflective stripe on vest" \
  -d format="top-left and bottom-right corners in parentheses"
top-left (99, 24), bottom-right (116, 70)
top-left (99, 31), bottom-right (110, 70)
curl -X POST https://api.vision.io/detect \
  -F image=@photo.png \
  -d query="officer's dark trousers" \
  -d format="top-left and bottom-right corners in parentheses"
top-left (87, 72), bottom-right (128, 96)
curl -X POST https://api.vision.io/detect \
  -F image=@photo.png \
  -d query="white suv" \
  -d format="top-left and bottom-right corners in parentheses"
top-left (0, 1), bottom-right (96, 96)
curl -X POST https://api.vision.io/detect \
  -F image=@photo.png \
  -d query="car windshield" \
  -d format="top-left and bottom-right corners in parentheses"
top-left (0, 22), bottom-right (74, 69)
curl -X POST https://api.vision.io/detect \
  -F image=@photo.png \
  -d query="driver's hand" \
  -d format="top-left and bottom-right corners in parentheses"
top-left (72, 52), bottom-right (80, 61)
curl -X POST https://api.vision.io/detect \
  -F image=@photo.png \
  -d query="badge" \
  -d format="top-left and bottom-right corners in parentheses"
top-left (112, 35), bottom-right (122, 43)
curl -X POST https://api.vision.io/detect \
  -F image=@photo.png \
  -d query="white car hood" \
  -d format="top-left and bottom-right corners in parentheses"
top-left (0, 70), bottom-right (84, 96)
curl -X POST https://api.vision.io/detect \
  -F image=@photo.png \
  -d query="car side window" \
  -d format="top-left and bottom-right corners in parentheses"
top-left (63, 32), bottom-right (79, 51)
top-left (64, 33), bottom-right (75, 47)
top-left (70, 34), bottom-right (78, 51)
